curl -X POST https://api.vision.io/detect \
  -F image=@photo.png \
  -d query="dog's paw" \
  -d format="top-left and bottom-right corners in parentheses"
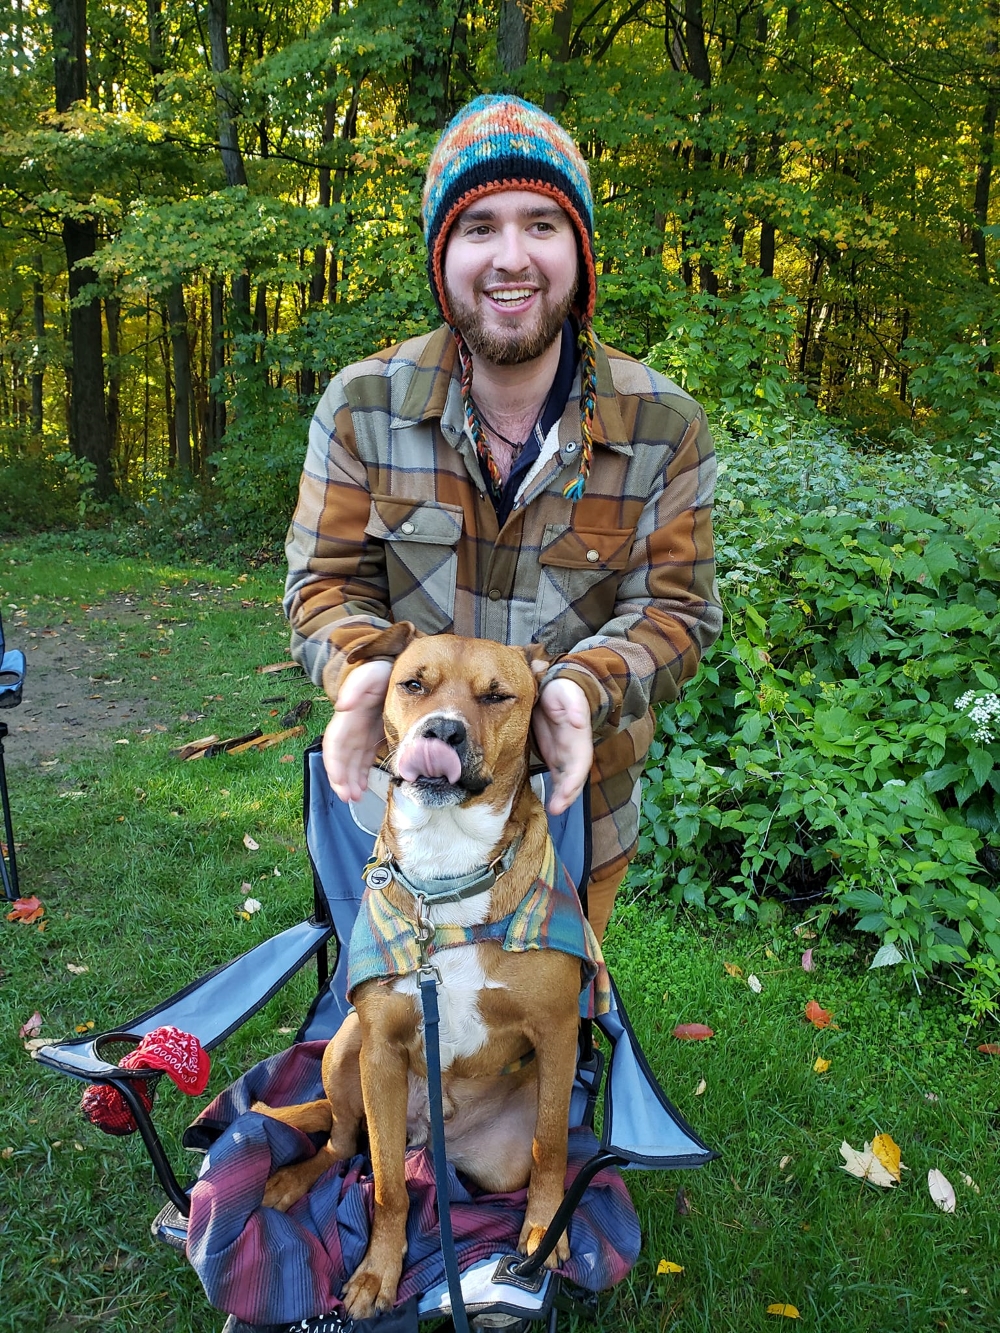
top-left (261, 1165), bottom-right (310, 1212)
top-left (518, 1217), bottom-right (571, 1268)
top-left (342, 1260), bottom-right (401, 1319)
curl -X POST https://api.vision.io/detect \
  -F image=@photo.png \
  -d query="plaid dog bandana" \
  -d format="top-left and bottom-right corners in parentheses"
top-left (347, 836), bottom-right (610, 1018)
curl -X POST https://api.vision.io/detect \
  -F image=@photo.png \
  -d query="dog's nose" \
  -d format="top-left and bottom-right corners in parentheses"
top-left (421, 717), bottom-right (467, 749)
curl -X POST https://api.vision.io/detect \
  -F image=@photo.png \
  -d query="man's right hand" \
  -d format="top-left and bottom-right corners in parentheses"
top-left (322, 659), bottom-right (393, 803)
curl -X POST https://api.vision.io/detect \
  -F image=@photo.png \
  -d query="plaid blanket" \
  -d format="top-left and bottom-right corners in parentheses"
top-left (185, 1040), bottom-right (640, 1325)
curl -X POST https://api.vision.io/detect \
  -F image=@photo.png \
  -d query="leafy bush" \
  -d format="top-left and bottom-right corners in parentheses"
top-left (0, 451), bottom-right (84, 534)
top-left (633, 425), bottom-right (1000, 1019)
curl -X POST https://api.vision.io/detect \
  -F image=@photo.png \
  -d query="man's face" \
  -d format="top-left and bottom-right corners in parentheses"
top-left (442, 190), bottom-right (579, 366)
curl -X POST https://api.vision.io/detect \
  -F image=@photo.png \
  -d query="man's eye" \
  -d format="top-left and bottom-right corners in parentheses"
top-left (400, 679), bottom-right (424, 695)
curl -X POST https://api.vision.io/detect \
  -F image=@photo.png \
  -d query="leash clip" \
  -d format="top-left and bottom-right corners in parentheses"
top-left (413, 893), bottom-right (435, 968)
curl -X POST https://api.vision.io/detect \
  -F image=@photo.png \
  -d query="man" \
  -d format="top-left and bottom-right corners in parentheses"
top-left (284, 94), bottom-right (721, 941)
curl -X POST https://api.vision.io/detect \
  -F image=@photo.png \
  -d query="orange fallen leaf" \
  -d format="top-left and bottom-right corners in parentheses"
top-left (767, 1304), bottom-right (800, 1319)
top-left (805, 999), bottom-right (833, 1028)
top-left (723, 961), bottom-right (743, 978)
top-left (673, 1023), bottom-right (714, 1040)
top-left (813, 1056), bottom-right (831, 1073)
top-left (977, 1043), bottom-right (1000, 1055)
top-left (6, 895), bottom-right (45, 924)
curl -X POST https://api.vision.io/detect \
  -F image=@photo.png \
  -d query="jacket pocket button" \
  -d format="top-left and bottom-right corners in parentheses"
top-left (488, 588), bottom-right (502, 601)
top-left (586, 549), bottom-right (601, 563)
top-left (400, 521), bottom-right (415, 535)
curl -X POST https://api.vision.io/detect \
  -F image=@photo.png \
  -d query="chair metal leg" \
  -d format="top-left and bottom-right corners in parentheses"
top-left (0, 722), bottom-right (20, 901)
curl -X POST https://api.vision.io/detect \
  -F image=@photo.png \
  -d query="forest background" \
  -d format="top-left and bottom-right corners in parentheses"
top-left (2, 0), bottom-right (1000, 1018)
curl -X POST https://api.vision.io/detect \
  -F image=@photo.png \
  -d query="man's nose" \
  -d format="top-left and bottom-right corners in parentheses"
top-left (492, 223), bottom-right (530, 274)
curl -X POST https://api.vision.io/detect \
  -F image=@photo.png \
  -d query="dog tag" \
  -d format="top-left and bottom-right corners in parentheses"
top-left (365, 864), bottom-right (393, 890)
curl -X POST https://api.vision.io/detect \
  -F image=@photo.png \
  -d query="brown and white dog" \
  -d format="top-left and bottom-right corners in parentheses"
top-left (254, 628), bottom-right (594, 1320)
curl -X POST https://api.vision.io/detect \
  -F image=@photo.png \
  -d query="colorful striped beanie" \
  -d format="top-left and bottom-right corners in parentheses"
top-left (422, 95), bottom-right (598, 502)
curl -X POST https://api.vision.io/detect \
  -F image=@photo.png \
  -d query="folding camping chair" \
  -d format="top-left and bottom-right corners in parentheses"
top-left (0, 606), bottom-right (27, 901)
top-left (37, 739), bottom-right (716, 1332)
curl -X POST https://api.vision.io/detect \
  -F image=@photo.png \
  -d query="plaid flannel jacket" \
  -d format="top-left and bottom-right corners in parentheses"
top-left (284, 325), bottom-right (721, 876)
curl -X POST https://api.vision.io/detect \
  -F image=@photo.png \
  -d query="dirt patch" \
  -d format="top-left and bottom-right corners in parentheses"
top-left (2, 603), bottom-right (170, 769)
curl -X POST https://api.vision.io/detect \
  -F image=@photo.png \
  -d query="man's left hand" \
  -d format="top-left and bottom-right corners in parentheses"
top-left (533, 678), bottom-right (593, 816)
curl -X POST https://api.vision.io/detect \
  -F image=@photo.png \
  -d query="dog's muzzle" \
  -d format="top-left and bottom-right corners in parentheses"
top-left (394, 715), bottom-right (491, 804)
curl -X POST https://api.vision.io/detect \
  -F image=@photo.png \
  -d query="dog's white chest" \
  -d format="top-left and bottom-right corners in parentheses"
top-left (393, 942), bottom-right (501, 1068)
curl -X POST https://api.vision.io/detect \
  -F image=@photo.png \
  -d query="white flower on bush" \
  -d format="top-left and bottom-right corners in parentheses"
top-left (954, 690), bottom-right (1000, 744)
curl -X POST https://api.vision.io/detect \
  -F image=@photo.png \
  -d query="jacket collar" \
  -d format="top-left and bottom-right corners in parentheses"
top-left (395, 324), bottom-right (631, 456)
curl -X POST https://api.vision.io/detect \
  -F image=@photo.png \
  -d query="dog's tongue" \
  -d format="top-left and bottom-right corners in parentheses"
top-left (397, 738), bottom-right (462, 785)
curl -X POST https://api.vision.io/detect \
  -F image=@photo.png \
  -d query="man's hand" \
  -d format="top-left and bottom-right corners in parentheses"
top-left (533, 678), bottom-right (593, 816)
top-left (322, 660), bottom-right (393, 803)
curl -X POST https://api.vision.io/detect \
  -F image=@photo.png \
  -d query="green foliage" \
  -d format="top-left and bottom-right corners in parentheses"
top-left (0, 451), bottom-right (84, 534)
top-left (633, 427), bottom-right (1000, 1017)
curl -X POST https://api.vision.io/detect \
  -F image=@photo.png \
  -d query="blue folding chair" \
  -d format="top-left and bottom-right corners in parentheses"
top-left (0, 607), bottom-right (26, 901)
top-left (37, 740), bottom-right (715, 1331)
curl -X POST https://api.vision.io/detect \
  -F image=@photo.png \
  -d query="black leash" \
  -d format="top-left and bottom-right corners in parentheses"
top-left (419, 962), bottom-right (471, 1333)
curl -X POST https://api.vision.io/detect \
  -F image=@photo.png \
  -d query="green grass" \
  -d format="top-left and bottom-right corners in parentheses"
top-left (2, 541), bottom-right (999, 1332)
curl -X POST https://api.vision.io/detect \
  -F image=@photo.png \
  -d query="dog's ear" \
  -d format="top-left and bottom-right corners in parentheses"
top-left (520, 642), bottom-right (550, 678)
top-left (345, 622), bottom-right (422, 665)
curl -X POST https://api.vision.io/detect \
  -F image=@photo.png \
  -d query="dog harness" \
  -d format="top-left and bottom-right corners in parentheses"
top-left (347, 835), bottom-right (610, 1018)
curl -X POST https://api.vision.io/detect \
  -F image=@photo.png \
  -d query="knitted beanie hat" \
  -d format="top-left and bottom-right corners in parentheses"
top-left (422, 95), bottom-right (598, 501)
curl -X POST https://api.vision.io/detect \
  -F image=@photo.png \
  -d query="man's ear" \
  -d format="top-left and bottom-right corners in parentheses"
top-left (521, 642), bottom-right (550, 678)
top-left (345, 621), bottom-right (422, 665)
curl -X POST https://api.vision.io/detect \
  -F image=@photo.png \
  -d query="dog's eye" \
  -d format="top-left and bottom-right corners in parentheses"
top-left (479, 691), bottom-right (515, 705)
top-left (399, 679), bottom-right (425, 695)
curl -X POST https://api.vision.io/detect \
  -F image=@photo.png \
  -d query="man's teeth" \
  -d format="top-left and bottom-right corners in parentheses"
top-left (490, 289), bottom-right (533, 304)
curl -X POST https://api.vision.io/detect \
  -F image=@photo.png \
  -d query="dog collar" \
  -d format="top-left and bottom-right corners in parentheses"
top-left (365, 834), bottom-right (523, 905)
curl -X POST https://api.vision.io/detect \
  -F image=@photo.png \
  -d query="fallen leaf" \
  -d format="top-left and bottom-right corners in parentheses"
top-left (694, 1078), bottom-right (707, 1096)
top-left (801, 949), bottom-right (814, 971)
top-left (723, 961), bottom-right (743, 978)
top-left (674, 1186), bottom-right (691, 1216)
top-left (977, 1043), bottom-right (1000, 1055)
top-left (237, 911), bottom-right (251, 921)
top-left (673, 1023), bottom-right (714, 1041)
top-left (66, 963), bottom-right (89, 975)
top-left (656, 1259), bottom-right (684, 1274)
top-left (793, 925), bottom-right (817, 939)
top-left (243, 834), bottom-right (260, 851)
top-left (960, 1173), bottom-right (980, 1194)
top-left (114, 738), bottom-right (129, 745)
top-left (928, 1168), bottom-right (956, 1213)
top-left (765, 947), bottom-right (778, 960)
top-left (839, 1141), bottom-right (898, 1188)
top-left (19, 1011), bottom-right (42, 1039)
top-left (243, 897), bottom-right (262, 914)
top-left (779, 1155), bottom-right (793, 1171)
top-left (766, 1304), bottom-right (800, 1319)
top-left (257, 661), bottom-right (299, 674)
top-left (872, 1133), bottom-right (902, 1182)
top-left (75, 1020), bottom-right (95, 1034)
top-left (870, 941), bottom-right (905, 969)
top-left (1, 1147), bottom-right (13, 1158)
top-left (747, 974), bottom-right (763, 993)
top-left (7, 896), bottom-right (45, 924)
top-left (23, 1037), bottom-right (49, 1053)
top-left (813, 1056), bottom-right (831, 1073)
top-left (805, 999), bottom-right (833, 1028)
top-left (279, 754), bottom-right (295, 763)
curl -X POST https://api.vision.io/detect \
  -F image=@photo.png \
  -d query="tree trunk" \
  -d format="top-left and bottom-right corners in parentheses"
top-left (104, 293), bottom-right (121, 461)
top-left (684, 0), bottom-right (718, 296)
top-left (206, 279), bottom-right (226, 456)
top-left (544, 0), bottom-right (574, 114)
top-left (206, 0), bottom-right (251, 322)
top-left (166, 283), bottom-right (193, 473)
top-left (498, 0), bottom-right (531, 74)
top-left (971, 5), bottom-right (999, 285)
top-left (31, 257), bottom-right (44, 435)
top-left (51, 0), bottom-right (114, 498)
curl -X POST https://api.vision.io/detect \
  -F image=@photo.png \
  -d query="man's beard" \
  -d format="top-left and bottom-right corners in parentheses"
top-left (445, 275), bottom-right (575, 366)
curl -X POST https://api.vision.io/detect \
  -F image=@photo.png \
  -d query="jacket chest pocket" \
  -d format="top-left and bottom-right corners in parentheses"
top-left (531, 524), bottom-right (635, 653)
top-left (365, 495), bottom-right (463, 634)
